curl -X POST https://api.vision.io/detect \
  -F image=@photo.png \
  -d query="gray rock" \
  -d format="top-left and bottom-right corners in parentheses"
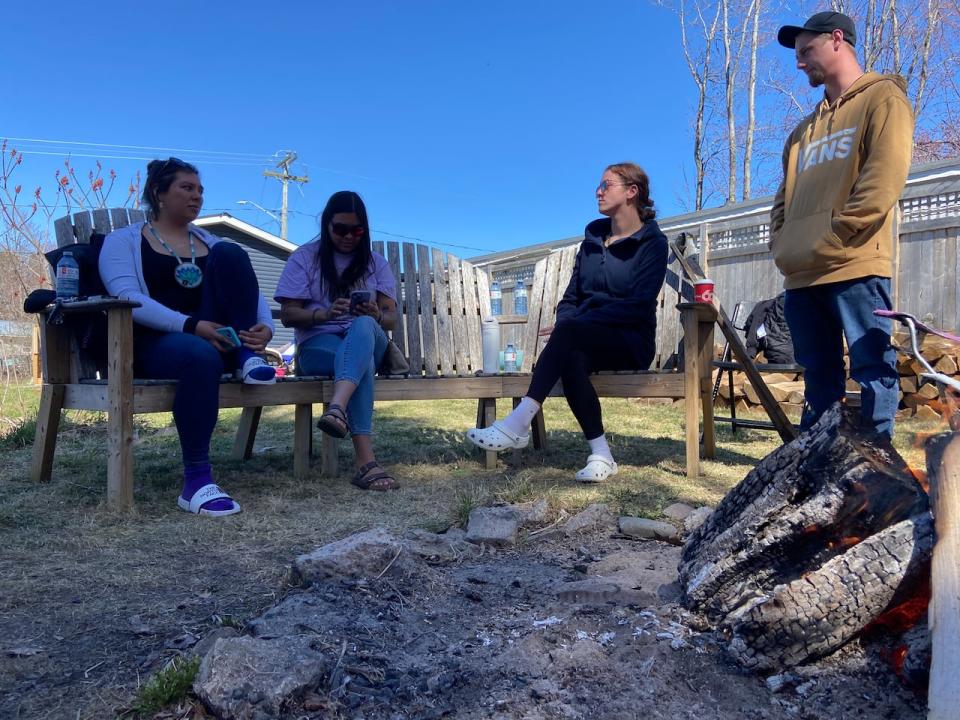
top-left (401, 528), bottom-right (482, 562)
top-left (194, 636), bottom-right (329, 719)
top-left (191, 627), bottom-right (239, 660)
top-left (765, 673), bottom-right (800, 694)
top-left (683, 506), bottom-right (713, 535)
top-left (662, 502), bottom-right (695, 521)
top-left (618, 517), bottom-right (681, 544)
top-left (466, 506), bottom-right (520, 545)
top-left (513, 498), bottom-right (550, 526)
top-left (563, 503), bottom-right (617, 535)
top-left (293, 527), bottom-right (407, 584)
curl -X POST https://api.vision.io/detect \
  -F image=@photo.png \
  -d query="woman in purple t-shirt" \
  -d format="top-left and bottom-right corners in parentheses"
top-left (275, 191), bottom-right (400, 490)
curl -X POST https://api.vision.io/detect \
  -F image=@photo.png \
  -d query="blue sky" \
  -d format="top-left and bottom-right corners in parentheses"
top-left (4, 1), bottom-right (800, 255)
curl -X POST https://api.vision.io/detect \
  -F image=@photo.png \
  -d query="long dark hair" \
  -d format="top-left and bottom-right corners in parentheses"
top-left (606, 162), bottom-right (657, 221)
top-left (317, 190), bottom-right (373, 302)
top-left (142, 157), bottom-right (200, 219)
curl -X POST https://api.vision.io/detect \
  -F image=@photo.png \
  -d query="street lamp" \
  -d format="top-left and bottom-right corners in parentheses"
top-left (236, 200), bottom-right (281, 228)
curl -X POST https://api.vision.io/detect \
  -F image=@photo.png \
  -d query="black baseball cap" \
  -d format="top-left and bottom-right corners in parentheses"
top-left (777, 11), bottom-right (856, 48)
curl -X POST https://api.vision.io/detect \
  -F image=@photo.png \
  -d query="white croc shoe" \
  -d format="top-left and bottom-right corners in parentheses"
top-left (575, 454), bottom-right (618, 483)
top-left (465, 422), bottom-right (530, 452)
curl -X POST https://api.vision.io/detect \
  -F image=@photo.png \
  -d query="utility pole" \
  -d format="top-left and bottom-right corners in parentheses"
top-left (263, 151), bottom-right (309, 241)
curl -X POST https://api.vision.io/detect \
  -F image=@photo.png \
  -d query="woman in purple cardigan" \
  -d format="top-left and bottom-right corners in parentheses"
top-left (99, 158), bottom-right (275, 517)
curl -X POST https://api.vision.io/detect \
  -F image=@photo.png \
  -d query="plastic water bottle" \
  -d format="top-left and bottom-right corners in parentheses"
top-left (504, 343), bottom-right (517, 373)
top-left (56, 250), bottom-right (80, 299)
top-left (490, 280), bottom-right (502, 316)
top-left (514, 279), bottom-right (528, 315)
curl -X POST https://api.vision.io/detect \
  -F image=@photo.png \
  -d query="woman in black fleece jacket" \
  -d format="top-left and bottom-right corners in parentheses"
top-left (467, 162), bottom-right (668, 481)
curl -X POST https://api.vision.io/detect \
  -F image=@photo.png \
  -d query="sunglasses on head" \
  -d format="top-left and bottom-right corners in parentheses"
top-left (331, 223), bottom-right (365, 238)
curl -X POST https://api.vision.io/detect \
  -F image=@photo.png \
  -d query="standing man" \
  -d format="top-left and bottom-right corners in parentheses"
top-left (770, 11), bottom-right (914, 437)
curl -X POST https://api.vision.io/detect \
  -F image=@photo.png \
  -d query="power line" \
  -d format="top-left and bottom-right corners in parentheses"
top-left (11, 149), bottom-right (272, 167)
top-left (3, 136), bottom-right (276, 160)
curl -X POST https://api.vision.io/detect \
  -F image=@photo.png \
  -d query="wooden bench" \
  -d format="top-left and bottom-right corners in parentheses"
top-left (31, 209), bottom-right (508, 509)
top-left (31, 209), bottom-right (720, 510)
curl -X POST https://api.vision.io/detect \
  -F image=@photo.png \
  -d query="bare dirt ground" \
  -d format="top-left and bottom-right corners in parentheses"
top-left (226, 526), bottom-right (924, 720)
top-left (3, 521), bottom-right (927, 720)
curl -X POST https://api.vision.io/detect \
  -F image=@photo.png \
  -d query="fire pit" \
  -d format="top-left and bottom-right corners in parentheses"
top-left (679, 403), bottom-right (960, 717)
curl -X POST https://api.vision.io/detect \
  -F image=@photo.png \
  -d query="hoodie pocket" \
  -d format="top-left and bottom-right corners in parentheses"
top-left (771, 208), bottom-right (847, 276)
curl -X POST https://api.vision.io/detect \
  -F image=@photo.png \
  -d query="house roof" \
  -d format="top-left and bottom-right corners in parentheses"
top-left (193, 213), bottom-right (298, 253)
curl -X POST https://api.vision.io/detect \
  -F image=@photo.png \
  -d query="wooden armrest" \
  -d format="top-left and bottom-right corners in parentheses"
top-left (676, 302), bottom-right (718, 321)
top-left (42, 296), bottom-right (141, 316)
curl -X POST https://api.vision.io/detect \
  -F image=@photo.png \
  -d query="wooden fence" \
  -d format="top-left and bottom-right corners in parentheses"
top-left (658, 158), bottom-right (960, 331)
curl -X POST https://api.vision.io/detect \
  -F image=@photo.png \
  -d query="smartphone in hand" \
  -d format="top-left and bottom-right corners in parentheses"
top-left (349, 290), bottom-right (372, 314)
top-left (215, 326), bottom-right (242, 347)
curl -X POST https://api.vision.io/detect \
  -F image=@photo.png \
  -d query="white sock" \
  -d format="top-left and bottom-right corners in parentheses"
top-left (588, 434), bottom-right (614, 462)
top-left (500, 397), bottom-right (540, 437)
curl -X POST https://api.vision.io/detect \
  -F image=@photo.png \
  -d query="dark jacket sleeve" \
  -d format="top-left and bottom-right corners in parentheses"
top-left (554, 249), bottom-right (582, 323)
top-left (575, 235), bottom-right (668, 325)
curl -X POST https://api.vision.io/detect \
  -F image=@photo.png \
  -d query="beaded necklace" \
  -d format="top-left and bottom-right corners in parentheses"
top-left (147, 223), bottom-right (203, 288)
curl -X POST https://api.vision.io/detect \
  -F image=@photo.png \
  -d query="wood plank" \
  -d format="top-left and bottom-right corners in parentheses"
top-left (446, 255), bottom-right (471, 375)
top-left (372, 240), bottom-right (385, 256)
top-left (474, 263), bottom-right (492, 321)
top-left (521, 258), bottom-right (548, 372)
top-left (110, 208), bottom-right (130, 232)
top-left (29, 384), bottom-right (65, 483)
top-left (402, 242), bottom-right (423, 375)
top-left (106, 306), bottom-right (135, 511)
top-left (432, 247), bottom-right (455, 375)
top-left (320, 403), bottom-right (339, 476)
top-left (91, 208), bottom-right (111, 234)
top-left (684, 308), bottom-right (703, 479)
top-left (54, 216), bottom-right (75, 247)
top-left (536, 251), bottom-right (563, 362)
top-left (128, 208), bottom-right (147, 223)
top-left (460, 260), bottom-right (483, 374)
top-left (697, 313), bottom-right (716, 458)
top-left (386, 242), bottom-right (406, 355)
top-left (927, 433), bottom-right (960, 720)
top-left (233, 407), bottom-right (262, 459)
top-left (373, 376), bottom-right (505, 401)
top-left (72, 211), bottom-right (93, 245)
top-left (417, 244), bottom-right (439, 376)
top-left (294, 404), bottom-right (312, 480)
top-left (480, 397), bottom-right (497, 469)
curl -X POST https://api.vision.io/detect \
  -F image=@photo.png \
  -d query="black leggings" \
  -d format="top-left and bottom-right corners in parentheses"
top-left (526, 318), bottom-right (647, 440)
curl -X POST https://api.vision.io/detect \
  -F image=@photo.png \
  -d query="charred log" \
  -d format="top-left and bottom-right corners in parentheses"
top-left (680, 404), bottom-right (933, 670)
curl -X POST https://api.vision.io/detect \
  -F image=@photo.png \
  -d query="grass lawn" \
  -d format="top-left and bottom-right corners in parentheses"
top-left (0, 383), bottom-right (945, 717)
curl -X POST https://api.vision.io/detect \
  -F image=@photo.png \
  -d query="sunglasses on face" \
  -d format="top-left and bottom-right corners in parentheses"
top-left (331, 222), bottom-right (365, 238)
top-left (597, 180), bottom-right (634, 193)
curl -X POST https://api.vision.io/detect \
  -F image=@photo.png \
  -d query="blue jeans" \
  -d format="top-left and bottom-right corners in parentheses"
top-left (297, 315), bottom-right (388, 435)
top-left (134, 241), bottom-right (263, 465)
top-left (784, 276), bottom-right (899, 437)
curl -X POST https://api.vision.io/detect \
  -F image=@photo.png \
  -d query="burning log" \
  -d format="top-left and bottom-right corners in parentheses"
top-left (680, 404), bottom-right (932, 670)
top-left (925, 432), bottom-right (960, 720)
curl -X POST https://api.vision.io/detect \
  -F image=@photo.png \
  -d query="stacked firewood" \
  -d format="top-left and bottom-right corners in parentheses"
top-left (712, 328), bottom-right (960, 423)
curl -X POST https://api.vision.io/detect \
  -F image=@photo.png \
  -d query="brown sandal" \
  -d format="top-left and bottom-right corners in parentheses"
top-left (351, 461), bottom-right (400, 491)
top-left (317, 404), bottom-right (349, 439)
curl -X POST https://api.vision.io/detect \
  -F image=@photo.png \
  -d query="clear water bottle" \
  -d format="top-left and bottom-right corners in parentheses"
top-left (490, 280), bottom-right (502, 316)
top-left (504, 343), bottom-right (517, 373)
top-left (514, 279), bottom-right (527, 315)
top-left (56, 250), bottom-right (80, 299)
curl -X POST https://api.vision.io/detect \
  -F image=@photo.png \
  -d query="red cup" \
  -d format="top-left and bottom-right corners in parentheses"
top-left (694, 279), bottom-right (715, 304)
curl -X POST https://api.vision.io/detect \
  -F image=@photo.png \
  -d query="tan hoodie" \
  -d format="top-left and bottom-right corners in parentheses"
top-left (769, 73), bottom-right (914, 290)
